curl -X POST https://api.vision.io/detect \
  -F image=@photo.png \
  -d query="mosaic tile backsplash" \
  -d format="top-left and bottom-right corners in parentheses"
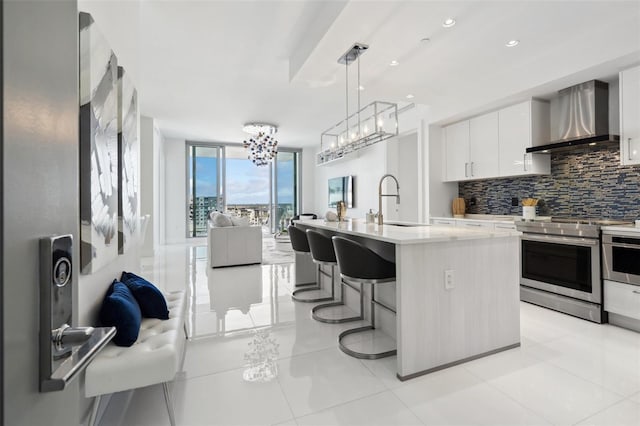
top-left (458, 145), bottom-right (640, 220)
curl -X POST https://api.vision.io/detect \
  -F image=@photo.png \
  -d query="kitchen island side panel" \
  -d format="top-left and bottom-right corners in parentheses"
top-left (396, 235), bottom-right (521, 378)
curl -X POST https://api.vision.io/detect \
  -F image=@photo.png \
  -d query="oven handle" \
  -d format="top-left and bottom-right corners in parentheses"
top-left (603, 242), bottom-right (640, 250)
top-left (521, 233), bottom-right (598, 246)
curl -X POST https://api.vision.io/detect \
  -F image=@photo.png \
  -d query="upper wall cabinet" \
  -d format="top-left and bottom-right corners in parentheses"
top-left (443, 100), bottom-right (550, 182)
top-left (498, 100), bottom-right (550, 177)
top-left (620, 65), bottom-right (640, 166)
top-left (469, 112), bottom-right (500, 179)
top-left (444, 112), bottom-right (499, 182)
top-left (444, 120), bottom-right (470, 181)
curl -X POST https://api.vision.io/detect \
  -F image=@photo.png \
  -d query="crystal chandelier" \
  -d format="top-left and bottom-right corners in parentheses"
top-left (318, 43), bottom-right (399, 166)
top-left (242, 123), bottom-right (278, 166)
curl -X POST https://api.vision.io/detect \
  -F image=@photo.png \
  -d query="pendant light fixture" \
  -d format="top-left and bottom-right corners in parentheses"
top-left (242, 123), bottom-right (278, 166)
top-left (318, 42), bottom-right (399, 165)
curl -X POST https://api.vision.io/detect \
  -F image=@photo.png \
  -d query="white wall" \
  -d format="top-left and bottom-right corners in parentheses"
top-left (386, 132), bottom-right (420, 222)
top-left (301, 146), bottom-right (316, 214)
top-left (78, 0), bottom-right (141, 86)
top-left (77, 246), bottom-right (143, 326)
top-left (140, 116), bottom-right (165, 255)
top-left (165, 138), bottom-right (187, 243)
top-left (140, 117), bottom-right (155, 254)
top-left (313, 142), bottom-right (388, 219)
top-left (154, 125), bottom-right (164, 246)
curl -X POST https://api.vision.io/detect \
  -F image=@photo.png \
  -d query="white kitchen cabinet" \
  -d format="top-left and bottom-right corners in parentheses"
top-left (469, 112), bottom-right (500, 179)
top-left (430, 217), bottom-right (518, 230)
top-left (443, 100), bottom-right (549, 182)
top-left (431, 218), bottom-right (456, 226)
top-left (498, 100), bottom-right (550, 177)
top-left (444, 120), bottom-right (470, 181)
top-left (456, 219), bottom-right (495, 229)
top-left (444, 112), bottom-right (499, 182)
top-left (620, 65), bottom-right (640, 166)
top-left (605, 280), bottom-right (640, 321)
top-left (493, 222), bottom-right (517, 231)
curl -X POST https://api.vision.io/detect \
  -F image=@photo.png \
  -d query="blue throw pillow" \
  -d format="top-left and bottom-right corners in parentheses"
top-left (120, 271), bottom-right (170, 320)
top-left (99, 281), bottom-right (142, 347)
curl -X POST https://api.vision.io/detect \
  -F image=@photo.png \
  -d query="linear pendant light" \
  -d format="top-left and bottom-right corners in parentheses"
top-left (317, 43), bottom-right (399, 166)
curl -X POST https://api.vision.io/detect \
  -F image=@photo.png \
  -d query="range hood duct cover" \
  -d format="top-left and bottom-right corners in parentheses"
top-left (527, 80), bottom-right (619, 154)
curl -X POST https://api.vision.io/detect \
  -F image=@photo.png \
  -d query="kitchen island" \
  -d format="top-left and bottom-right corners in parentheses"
top-left (295, 218), bottom-right (521, 380)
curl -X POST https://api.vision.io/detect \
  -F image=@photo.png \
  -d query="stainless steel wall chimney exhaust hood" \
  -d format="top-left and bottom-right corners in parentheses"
top-left (527, 80), bottom-right (619, 154)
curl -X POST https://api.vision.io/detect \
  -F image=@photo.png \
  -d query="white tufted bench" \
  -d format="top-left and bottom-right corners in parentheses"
top-left (85, 291), bottom-right (187, 426)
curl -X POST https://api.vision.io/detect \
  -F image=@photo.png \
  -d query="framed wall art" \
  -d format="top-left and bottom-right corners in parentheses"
top-left (117, 66), bottom-right (139, 254)
top-left (79, 12), bottom-right (119, 274)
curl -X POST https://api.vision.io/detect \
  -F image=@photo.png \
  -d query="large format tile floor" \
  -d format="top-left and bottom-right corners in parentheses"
top-left (99, 240), bottom-right (640, 426)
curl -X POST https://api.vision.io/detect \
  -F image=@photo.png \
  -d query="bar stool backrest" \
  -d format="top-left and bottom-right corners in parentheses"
top-left (332, 236), bottom-right (396, 281)
top-left (306, 229), bottom-right (337, 263)
top-left (288, 225), bottom-right (310, 253)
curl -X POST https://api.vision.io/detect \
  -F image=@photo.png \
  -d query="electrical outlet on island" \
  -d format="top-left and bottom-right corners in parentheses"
top-left (444, 270), bottom-right (455, 290)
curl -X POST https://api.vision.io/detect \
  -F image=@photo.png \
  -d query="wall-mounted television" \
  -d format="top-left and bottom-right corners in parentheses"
top-left (328, 176), bottom-right (354, 208)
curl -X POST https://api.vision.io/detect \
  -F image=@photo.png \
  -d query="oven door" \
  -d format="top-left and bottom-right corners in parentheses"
top-left (603, 234), bottom-right (640, 286)
top-left (520, 233), bottom-right (601, 303)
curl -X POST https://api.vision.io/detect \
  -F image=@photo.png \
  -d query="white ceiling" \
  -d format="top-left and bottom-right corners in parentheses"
top-left (81, 0), bottom-right (640, 148)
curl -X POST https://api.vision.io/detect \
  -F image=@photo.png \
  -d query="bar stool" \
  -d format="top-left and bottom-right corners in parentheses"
top-left (332, 236), bottom-right (397, 359)
top-left (289, 225), bottom-right (333, 303)
top-left (306, 229), bottom-right (362, 324)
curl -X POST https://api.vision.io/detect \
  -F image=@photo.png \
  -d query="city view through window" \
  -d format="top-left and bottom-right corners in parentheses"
top-left (188, 145), bottom-right (298, 237)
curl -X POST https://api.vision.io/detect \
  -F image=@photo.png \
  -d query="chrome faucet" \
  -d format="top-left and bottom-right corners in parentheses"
top-left (378, 174), bottom-right (400, 225)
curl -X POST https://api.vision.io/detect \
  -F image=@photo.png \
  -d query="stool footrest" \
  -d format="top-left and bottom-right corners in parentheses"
top-left (311, 302), bottom-right (363, 324)
top-left (292, 286), bottom-right (334, 303)
top-left (338, 326), bottom-right (397, 360)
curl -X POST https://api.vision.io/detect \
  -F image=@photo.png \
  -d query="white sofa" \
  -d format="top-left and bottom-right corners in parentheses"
top-left (208, 222), bottom-right (262, 268)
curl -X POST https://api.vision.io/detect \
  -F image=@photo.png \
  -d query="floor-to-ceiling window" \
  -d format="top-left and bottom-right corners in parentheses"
top-left (186, 142), bottom-right (300, 237)
top-left (225, 146), bottom-right (270, 225)
top-left (272, 151), bottom-right (299, 234)
top-left (187, 145), bottom-right (222, 237)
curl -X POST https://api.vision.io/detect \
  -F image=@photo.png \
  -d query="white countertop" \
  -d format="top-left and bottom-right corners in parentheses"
top-left (296, 218), bottom-right (521, 245)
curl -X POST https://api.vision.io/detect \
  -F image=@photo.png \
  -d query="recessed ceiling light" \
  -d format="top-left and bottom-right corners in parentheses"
top-left (389, 60), bottom-right (399, 67)
top-left (358, 85), bottom-right (364, 91)
top-left (505, 39), bottom-right (520, 47)
top-left (420, 37), bottom-right (431, 43)
top-left (406, 94), bottom-right (415, 99)
top-left (442, 18), bottom-right (456, 28)
top-left (541, 150), bottom-right (549, 153)
top-left (589, 142), bottom-right (597, 146)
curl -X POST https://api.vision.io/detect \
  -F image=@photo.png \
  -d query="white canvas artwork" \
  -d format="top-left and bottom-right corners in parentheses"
top-left (79, 12), bottom-right (119, 274)
top-left (117, 66), bottom-right (139, 254)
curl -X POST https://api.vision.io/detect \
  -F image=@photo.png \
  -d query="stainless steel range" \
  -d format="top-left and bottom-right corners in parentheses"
top-left (516, 218), bottom-right (632, 323)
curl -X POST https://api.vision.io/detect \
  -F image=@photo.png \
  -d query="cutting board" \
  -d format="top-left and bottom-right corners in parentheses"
top-left (452, 197), bottom-right (466, 218)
